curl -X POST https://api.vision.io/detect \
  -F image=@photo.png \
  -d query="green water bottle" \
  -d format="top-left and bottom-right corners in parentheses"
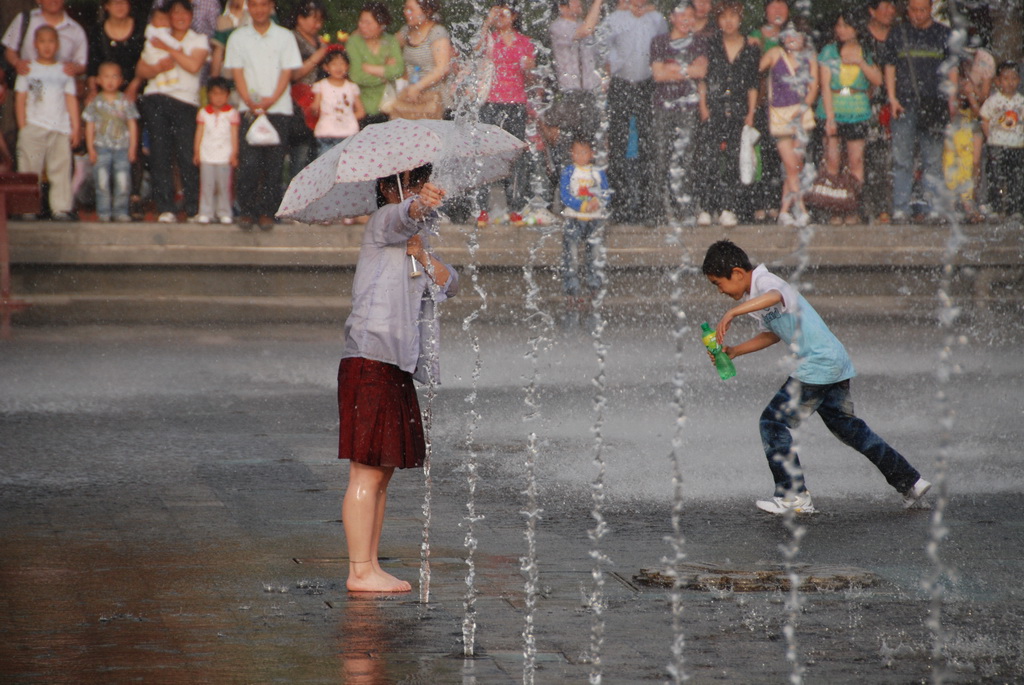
top-left (701, 322), bottom-right (737, 380)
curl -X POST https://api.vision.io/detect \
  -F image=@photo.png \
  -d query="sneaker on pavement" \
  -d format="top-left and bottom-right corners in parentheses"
top-left (475, 210), bottom-right (490, 227)
top-left (114, 215), bottom-right (133, 223)
top-left (157, 211), bottom-right (176, 223)
top-left (258, 215), bottom-right (275, 231)
top-left (778, 211), bottom-right (795, 226)
top-left (236, 215), bottom-right (255, 230)
top-left (192, 214), bottom-right (211, 224)
top-left (901, 478), bottom-right (932, 509)
top-left (697, 211), bottom-right (712, 226)
top-left (719, 210), bottom-right (738, 227)
top-left (508, 211), bottom-right (525, 226)
top-left (51, 212), bottom-right (76, 222)
top-left (756, 491), bottom-right (817, 515)
top-left (219, 215), bottom-right (234, 225)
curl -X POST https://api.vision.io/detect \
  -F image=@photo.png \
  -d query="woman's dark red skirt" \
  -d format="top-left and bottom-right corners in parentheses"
top-left (338, 357), bottom-right (426, 469)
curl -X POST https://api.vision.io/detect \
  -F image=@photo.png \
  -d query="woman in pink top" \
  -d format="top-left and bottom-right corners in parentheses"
top-left (474, 1), bottom-right (535, 226)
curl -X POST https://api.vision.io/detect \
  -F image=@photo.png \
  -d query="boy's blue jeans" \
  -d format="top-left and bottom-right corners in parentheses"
top-left (561, 218), bottom-right (603, 297)
top-left (93, 147), bottom-right (131, 220)
top-left (759, 378), bottom-right (921, 497)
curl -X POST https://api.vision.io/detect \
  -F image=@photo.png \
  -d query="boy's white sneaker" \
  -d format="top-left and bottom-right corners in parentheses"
top-left (697, 211), bottom-right (712, 226)
top-left (219, 215), bottom-right (234, 225)
top-left (756, 491), bottom-right (816, 515)
top-left (157, 212), bottom-right (176, 223)
top-left (719, 210), bottom-right (738, 227)
top-left (902, 478), bottom-right (932, 508)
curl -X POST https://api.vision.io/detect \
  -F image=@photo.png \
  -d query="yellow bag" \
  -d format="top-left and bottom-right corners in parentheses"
top-left (769, 104), bottom-right (815, 138)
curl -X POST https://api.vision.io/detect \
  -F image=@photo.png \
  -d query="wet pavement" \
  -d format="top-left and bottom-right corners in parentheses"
top-left (2, 316), bottom-right (1023, 683)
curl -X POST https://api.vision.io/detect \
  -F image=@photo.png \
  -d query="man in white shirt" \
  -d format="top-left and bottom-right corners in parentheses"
top-left (3, 0), bottom-right (87, 78)
top-left (223, 0), bottom-right (301, 230)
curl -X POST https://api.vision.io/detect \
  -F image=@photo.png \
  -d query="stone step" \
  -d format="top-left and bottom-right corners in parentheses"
top-left (6, 218), bottom-right (1023, 326)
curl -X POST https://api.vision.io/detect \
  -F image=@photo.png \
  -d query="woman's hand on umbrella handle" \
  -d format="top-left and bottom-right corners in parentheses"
top-left (407, 234), bottom-right (425, 260)
top-left (418, 182), bottom-right (445, 209)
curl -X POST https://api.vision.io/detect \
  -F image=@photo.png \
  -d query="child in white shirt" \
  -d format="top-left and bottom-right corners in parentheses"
top-left (980, 60), bottom-right (1024, 219)
top-left (14, 25), bottom-right (80, 220)
top-left (193, 77), bottom-right (240, 224)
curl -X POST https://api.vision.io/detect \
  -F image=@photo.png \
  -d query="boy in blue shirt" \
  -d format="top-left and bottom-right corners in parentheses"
top-left (702, 240), bottom-right (931, 514)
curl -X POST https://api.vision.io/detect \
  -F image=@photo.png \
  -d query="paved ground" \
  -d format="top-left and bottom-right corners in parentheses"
top-left (2, 314), bottom-right (1023, 684)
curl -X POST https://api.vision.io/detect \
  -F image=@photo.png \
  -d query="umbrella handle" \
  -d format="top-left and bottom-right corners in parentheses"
top-left (409, 254), bottom-right (422, 278)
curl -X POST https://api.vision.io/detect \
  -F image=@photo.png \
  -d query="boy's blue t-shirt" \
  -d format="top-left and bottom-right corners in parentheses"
top-left (745, 264), bottom-right (855, 384)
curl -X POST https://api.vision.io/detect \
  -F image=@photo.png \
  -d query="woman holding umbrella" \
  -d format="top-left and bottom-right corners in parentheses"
top-left (338, 163), bottom-right (458, 593)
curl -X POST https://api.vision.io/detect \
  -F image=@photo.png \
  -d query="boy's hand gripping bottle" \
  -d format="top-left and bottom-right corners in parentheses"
top-left (701, 322), bottom-right (737, 380)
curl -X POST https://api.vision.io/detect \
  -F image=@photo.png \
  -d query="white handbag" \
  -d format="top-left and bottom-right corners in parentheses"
top-left (245, 113), bottom-right (280, 146)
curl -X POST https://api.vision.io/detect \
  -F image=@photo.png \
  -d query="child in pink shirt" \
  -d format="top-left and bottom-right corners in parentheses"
top-left (312, 50), bottom-right (365, 156)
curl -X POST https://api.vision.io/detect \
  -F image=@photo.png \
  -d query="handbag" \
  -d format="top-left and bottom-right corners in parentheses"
top-left (769, 104), bottom-right (816, 138)
top-left (804, 170), bottom-right (861, 213)
top-left (389, 88), bottom-right (444, 120)
top-left (291, 83), bottom-right (318, 131)
top-left (245, 113), bottom-right (281, 146)
top-left (378, 80), bottom-right (399, 114)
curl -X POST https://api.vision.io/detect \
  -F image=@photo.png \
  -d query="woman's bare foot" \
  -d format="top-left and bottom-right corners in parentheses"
top-left (346, 567), bottom-right (412, 593)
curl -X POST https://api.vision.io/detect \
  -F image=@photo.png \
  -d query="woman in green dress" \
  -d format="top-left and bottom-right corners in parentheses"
top-left (347, 2), bottom-right (404, 126)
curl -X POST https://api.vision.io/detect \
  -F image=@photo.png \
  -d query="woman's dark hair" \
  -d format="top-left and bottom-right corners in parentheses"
top-left (376, 164), bottom-right (434, 207)
top-left (165, 0), bottom-right (194, 16)
top-left (715, 0), bottom-right (743, 19)
top-left (835, 7), bottom-right (864, 37)
top-left (361, 1), bottom-right (393, 28)
top-left (701, 240), bottom-right (753, 278)
top-left (207, 75), bottom-right (233, 92)
top-left (292, 0), bottom-right (326, 26)
top-left (410, 0), bottom-right (443, 22)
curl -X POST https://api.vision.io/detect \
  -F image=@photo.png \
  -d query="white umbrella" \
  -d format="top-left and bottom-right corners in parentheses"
top-left (276, 118), bottom-right (527, 224)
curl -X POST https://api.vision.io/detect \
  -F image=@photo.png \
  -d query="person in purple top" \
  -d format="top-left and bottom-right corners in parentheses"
top-left (338, 164), bottom-right (459, 593)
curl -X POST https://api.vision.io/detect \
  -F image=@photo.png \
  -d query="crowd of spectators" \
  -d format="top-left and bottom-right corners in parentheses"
top-left (1, 0), bottom-right (1022, 228)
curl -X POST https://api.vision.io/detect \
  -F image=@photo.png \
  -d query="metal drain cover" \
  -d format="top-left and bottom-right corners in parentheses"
top-left (634, 562), bottom-right (880, 592)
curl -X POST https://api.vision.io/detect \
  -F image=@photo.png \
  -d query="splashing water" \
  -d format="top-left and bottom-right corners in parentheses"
top-left (460, 221), bottom-right (486, 657)
top-left (519, 229), bottom-right (553, 685)
top-left (924, 16), bottom-right (972, 682)
top-left (419, 275), bottom-right (443, 607)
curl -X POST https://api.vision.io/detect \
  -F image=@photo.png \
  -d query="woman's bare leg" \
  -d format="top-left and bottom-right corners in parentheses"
top-left (343, 462), bottom-right (411, 592)
top-left (846, 139), bottom-right (865, 184)
top-left (777, 138), bottom-right (802, 214)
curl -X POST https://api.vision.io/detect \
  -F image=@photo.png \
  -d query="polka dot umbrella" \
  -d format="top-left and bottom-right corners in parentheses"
top-left (276, 118), bottom-right (527, 224)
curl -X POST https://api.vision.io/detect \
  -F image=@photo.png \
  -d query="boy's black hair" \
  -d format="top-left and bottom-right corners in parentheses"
top-left (702, 240), bottom-right (753, 278)
top-left (33, 24), bottom-right (59, 41)
top-left (996, 60), bottom-right (1019, 78)
top-left (96, 61), bottom-right (123, 81)
top-left (570, 133), bottom-right (594, 149)
top-left (375, 164), bottom-right (434, 208)
top-left (206, 76), bottom-right (232, 93)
